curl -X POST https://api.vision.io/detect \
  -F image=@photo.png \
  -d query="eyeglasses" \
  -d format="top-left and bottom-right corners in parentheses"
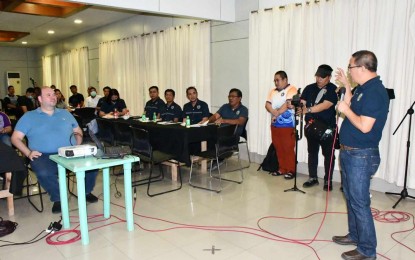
top-left (348, 65), bottom-right (362, 70)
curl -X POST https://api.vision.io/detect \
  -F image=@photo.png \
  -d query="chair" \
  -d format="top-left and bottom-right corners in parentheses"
top-left (96, 118), bottom-right (116, 146)
top-left (189, 124), bottom-right (244, 193)
top-left (130, 126), bottom-right (182, 197)
top-left (73, 107), bottom-right (96, 142)
top-left (0, 172), bottom-right (14, 215)
top-left (238, 118), bottom-right (251, 166)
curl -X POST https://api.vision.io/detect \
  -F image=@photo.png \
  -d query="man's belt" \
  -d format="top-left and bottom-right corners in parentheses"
top-left (340, 144), bottom-right (358, 150)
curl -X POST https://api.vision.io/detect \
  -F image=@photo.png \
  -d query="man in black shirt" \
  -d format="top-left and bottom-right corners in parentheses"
top-left (68, 85), bottom-right (84, 108)
top-left (16, 87), bottom-right (36, 117)
top-left (300, 64), bottom-right (338, 191)
top-left (3, 85), bottom-right (19, 117)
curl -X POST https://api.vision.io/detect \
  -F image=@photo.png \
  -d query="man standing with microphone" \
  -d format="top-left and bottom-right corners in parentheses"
top-left (333, 50), bottom-right (389, 260)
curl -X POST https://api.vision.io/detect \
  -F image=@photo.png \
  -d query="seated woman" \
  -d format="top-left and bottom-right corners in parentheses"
top-left (99, 89), bottom-right (128, 117)
top-left (54, 89), bottom-right (67, 109)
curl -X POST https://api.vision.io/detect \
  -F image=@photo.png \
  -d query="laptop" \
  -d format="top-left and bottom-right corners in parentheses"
top-left (88, 129), bottom-right (131, 158)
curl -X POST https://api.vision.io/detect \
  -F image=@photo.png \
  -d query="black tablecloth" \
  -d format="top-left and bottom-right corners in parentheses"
top-left (99, 118), bottom-right (217, 165)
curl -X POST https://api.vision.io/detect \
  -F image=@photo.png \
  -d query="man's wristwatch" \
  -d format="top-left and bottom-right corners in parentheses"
top-left (307, 107), bottom-right (312, 113)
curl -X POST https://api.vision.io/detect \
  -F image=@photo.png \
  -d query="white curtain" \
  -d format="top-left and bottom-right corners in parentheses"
top-left (99, 21), bottom-right (211, 116)
top-left (42, 47), bottom-right (89, 99)
top-left (249, 0), bottom-right (415, 188)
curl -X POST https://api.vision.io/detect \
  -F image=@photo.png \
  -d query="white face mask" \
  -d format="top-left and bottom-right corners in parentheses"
top-left (91, 91), bottom-right (97, 97)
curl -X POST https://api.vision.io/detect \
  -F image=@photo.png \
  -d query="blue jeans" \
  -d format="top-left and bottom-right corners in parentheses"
top-left (0, 133), bottom-right (12, 147)
top-left (30, 153), bottom-right (98, 202)
top-left (340, 148), bottom-right (380, 257)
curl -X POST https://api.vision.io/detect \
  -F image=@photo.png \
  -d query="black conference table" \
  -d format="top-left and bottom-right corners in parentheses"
top-left (96, 117), bottom-right (218, 166)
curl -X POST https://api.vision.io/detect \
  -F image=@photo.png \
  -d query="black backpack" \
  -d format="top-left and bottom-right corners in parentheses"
top-left (257, 143), bottom-right (279, 173)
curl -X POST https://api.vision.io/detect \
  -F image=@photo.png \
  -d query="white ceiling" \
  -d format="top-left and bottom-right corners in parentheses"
top-left (0, 6), bottom-right (141, 48)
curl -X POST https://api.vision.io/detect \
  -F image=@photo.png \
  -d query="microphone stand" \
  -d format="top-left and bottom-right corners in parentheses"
top-left (385, 100), bottom-right (415, 208)
top-left (285, 104), bottom-right (305, 194)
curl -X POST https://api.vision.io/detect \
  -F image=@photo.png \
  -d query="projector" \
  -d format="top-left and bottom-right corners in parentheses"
top-left (58, 144), bottom-right (97, 158)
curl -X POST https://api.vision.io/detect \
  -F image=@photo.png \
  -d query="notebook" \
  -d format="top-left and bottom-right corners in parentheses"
top-left (88, 129), bottom-right (131, 158)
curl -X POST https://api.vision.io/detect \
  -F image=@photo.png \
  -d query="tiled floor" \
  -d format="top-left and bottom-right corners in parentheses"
top-left (1, 161), bottom-right (415, 259)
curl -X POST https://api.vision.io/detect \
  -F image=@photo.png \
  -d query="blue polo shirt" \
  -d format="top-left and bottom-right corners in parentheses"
top-left (301, 82), bottom-right (338, 127)
top-left (100, 99), bottom-right (127, 114)
top-left (160, 102), bottom-right (183, 121)
top-left (339, 76), bottom-right (389, 148)
top-left (15, 108), bottom-right (79, 153)
top-left (145, 98), bottom-right (166, 118)
top-left (183, 99), bottom-right (210, 124)
top-left (217, 103), bottom-right (248, 136)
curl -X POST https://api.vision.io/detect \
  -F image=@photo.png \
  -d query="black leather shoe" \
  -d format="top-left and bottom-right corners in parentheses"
top-left (323, 181), bottom-right (333, 191)
top-left (303, 178), bottom-right (319, 187)
top-left (52, 202), bottom-right (61, 214)
top-left (333, 235), bottom-right (357, 246)
top-left (341, 249), bottom-right (376, 260)
top-left (86, 193), bottom-right (98, 203)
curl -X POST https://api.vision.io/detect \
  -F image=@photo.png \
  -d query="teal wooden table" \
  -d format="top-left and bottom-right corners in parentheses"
top-left (49, 154), bottom-right (140, 245)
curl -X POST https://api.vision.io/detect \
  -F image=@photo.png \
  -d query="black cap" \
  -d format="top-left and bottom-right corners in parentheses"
top-left (315, 64), bottom-right (333, 78)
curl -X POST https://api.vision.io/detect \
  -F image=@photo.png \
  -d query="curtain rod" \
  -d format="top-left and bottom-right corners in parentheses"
top-left (101, 20), bottom-right (210, 44)
top-left (251, 0), bottom-right (327, 14)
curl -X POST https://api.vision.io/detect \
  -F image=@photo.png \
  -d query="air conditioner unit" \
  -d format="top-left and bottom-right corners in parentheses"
top-left (6, 71), bottom-right (22, 95)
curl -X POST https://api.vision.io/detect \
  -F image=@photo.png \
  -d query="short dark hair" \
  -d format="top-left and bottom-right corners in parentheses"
top-left (275, 71), bottom-right (288, 80)
top-left (70, 85), bottom-right (77, 89)
top-left (186, 86), bottom-right (197, 95)
top-left (103, 86), bottom-right (111, 91)
top-left (165, 89), bottom-right (175, 97)
top-left (352, 50), bottom-right (378, 72)
top-left (54, 89), bottom-right (61, 93)
top-left (26, 87), bottom-right (34, 93)
top-left (149, 86), bottom-right (159, 92)
top-left (229, 88), bottom-right (242, 98)
top-left (7, 85), bottom-right (14, 90)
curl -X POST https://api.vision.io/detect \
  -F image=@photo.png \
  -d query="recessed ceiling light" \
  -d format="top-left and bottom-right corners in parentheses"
top-left (22, 41), bottom-right (27, 44)
top-left (48, 30), bottom-right (55, 34)
top-left (74, 19), bottom-right (83, 24)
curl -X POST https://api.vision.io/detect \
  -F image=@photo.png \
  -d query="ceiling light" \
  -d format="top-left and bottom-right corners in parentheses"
top-left (22, 41), bottom-right (27, 44)
top-left (48, 30), bottom-right (55, 34)
top-left (74, 19), bottom-right (83, 24)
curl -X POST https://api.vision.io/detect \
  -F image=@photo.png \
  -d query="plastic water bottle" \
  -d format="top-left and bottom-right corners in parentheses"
top-left (186, 116), bottom-right (190, 128)
top-left (142, 112), bottom-right (146, 121)
top-left (114, 108), bottom-right (119, 119)
top-left (153, 112), bottom-right (157, 122)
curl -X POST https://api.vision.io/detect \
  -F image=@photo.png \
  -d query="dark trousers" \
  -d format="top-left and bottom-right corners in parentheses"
top-left (30, 153), bottom-right (98, 202)
top-left (306, 135), bottom-right (335, 181)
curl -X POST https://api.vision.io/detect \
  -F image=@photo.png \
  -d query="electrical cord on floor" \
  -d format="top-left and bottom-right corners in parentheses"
top-left (0, 219), bottom-right (62, 247)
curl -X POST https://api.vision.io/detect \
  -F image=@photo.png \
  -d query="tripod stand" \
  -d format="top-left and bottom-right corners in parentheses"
top-left (285, 105), bottom-right (305, 194)
top-left (385, 100), bottom-right (415, 208)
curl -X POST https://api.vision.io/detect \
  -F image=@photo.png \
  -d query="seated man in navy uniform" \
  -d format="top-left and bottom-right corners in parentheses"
top-left (182, 86), bottom-right (210, 124)
top-left (160, 89), bottom-right (182, 122)
top-left (144, 86), bottom-right (165, 119)
top-left (208, 88), bottom-right (248, 137)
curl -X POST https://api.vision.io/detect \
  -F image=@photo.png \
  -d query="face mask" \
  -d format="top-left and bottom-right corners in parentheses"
top-left (91, 91), bottom-right (97, 97)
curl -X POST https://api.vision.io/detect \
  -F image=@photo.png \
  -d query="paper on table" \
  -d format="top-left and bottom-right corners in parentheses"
top-left (157, 121), bottom-right (178, 125)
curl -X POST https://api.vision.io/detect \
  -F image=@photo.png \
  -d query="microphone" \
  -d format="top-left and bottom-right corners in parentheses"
top-left (337, 87), bottom-right (346, 116)
top-left (338, 87), bottom-right (346, 101)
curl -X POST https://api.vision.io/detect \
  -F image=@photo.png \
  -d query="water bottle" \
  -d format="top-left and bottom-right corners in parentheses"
top-left (153, 112), bottom-right (157, 122)
top-left (142, 112), bottom-right (146, 121)
top-left (114, 108), bottom-right (119, 119)
top-left (186, 116), bottom-right (190, 128)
